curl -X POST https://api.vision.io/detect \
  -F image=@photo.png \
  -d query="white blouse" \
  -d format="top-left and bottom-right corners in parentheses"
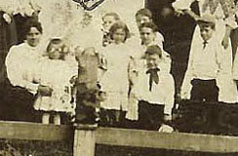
top-left (6, 43), bottom-right (42, 95)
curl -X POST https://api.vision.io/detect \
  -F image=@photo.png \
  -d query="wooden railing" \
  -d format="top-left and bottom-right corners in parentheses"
top-left (1, 121), bottom-right (238, 156)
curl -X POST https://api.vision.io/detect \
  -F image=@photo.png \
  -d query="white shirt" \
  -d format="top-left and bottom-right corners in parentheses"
top-left (6, 43), bottom-right (42, 95)
top-left (132, 68), bottom-right (175, 115)
top-left (181, 35), bottom-right (232, 100)
top-left (188, 37), bottom-right (227, 80)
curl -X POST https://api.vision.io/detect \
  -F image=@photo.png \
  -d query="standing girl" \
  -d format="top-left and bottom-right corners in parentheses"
top-left (99, 21), bottom-right (131, 127)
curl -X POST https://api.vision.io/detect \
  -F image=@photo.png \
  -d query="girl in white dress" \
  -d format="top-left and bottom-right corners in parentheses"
top-left (34, 38), bottom-right (77, 125)
top-left (99, 21), bottom-right (132, 126)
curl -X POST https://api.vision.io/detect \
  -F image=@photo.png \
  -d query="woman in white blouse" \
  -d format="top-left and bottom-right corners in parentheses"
top-left (5, 20), bottom-right (43, 122)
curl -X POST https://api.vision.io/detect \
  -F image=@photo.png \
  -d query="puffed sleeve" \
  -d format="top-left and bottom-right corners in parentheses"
top-left (6, 46), bottom-right (39, 95)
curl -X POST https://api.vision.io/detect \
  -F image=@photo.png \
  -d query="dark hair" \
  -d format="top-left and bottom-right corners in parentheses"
top-left (46, 38), bottom-right (63, 52)
top-left (23, 19), bottom-right (43, 37)
top-left (198, 22), bottom-right (215, 30)
top-left (102, 12), bottom-right (120, 21)
top-left (109, 21), bottom-right (130, 42)
top-left (135, 8), bottom-right (153, 19)
top-left (145, 45), bottom-right (162, 58)
top-left (139, 22), bottom-right (158, 32)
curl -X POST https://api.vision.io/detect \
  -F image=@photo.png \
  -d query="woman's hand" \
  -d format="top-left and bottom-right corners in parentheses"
top-left (38, 85), bottom-right (53, 96)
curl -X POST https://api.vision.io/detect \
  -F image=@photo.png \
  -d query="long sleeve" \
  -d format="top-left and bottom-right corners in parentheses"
top-left (163, 74), bottom-right (175, 115)
top-left (180, 37), bottom-right (196, 99)
top-left (6, 45), bottom-right (39, 95)
top-left (172, 0), bottom-right (195, 10)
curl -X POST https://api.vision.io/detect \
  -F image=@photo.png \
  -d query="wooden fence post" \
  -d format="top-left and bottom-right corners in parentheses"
top-left (73, 124), bottom-right (97, 156)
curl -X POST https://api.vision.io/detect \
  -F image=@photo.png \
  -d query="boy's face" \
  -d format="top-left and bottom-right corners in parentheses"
top-left (103, 15), bottom-right (117, 32)
top-left (26, 27), bottom-right (41, 47)
top-left (112, 28), bottom-right (126, 44)
top-left (145, 53), bottom-right (161, 69)
top-left (48, 43), bottom-right (64, 60)
top-left (140, 27), bottom-right (156, 46)
top-left (199, 24), bottom-right (214, 41)
top-left (136, 14), bottom-right (151, 27)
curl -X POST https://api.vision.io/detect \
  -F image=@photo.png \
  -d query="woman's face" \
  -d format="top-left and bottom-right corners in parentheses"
top-left (26, 27), bottom-right (41, 47)
top-left (112, 28), bottom-right (126, 44)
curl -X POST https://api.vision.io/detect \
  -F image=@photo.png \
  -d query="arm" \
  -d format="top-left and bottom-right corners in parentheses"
top-left (163, 74), bottom-right (175, 118)
top-left (180, 39), bottom-right (197, 99)
top-left (128, 56), bottom-right (138, 86)
top-left (222, 24), bottom-right (233, 49)
top-left (184, 9), bottom-right (200, 21)
top-left (172, 0), bottom-right (195, 11)
top-left (6, 46), bottom-right (39, 95)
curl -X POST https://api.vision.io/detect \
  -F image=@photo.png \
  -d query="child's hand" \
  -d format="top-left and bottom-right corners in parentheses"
top-left (97, 91), bottom-right (107, 102)
top-left (221, 35), bottom-right (229, 49)
top-left (158, 124), bottom-right (174, 133)
top-left (164, 114), bottom-right (172, 122)
top-left (174, 9), bottom-right (185, 17)
top-left (38, 85), bottom-right (53, 96)
top-left (3, 13), bottom-right (12, 24)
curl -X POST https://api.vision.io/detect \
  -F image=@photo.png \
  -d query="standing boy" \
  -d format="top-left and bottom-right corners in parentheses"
top-left (131, 45), bottom-right (175, 131)
top-left (181, 14), bottom-right (229, 102)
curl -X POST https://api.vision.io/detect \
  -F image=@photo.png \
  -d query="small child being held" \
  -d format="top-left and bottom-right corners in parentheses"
top-left (34, 38), bottom-right (77, 125)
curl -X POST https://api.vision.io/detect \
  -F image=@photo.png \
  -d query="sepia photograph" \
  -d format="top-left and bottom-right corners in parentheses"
top-left (1, 0), bottom-right (238, 155)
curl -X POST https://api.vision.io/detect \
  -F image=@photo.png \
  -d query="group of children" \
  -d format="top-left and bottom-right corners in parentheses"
top-left (4, 0), bottom-right (238, 134)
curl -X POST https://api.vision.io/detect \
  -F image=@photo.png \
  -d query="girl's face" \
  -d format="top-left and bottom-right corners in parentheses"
top-left (48, 43), bottom-right (64, 60)
top-left (26, 27), bottom-right (41, 47)
top-left (103, 15), bottom-right (117, 32)
top-left (112, 28), bottom-right (126, 44)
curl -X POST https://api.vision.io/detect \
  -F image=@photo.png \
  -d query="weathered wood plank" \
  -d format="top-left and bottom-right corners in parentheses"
top-left (0, 121), bottom-right (73, 141)
top-left (2, 121), bottom-right (238, 153)
top-left (96, 127), bottom-right (238, 153)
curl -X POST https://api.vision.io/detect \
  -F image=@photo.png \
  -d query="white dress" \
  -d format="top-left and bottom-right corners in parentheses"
top-left (173, 0), bottom-right (238, 103)
top-left (99, 43), bottom-right (132, 111)
top-left (34, 58), bottom-right (77, 113)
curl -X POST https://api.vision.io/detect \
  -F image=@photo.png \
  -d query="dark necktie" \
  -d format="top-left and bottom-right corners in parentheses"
top-left (203, 41), bottom-right (208, 49)
top-left (146, 68), bottom-right (160, 92)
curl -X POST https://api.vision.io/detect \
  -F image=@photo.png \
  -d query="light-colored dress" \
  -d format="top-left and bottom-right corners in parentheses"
top-left (173, 0), bottom-right (238, 103)
top-left (34, 58), bottom-right (77, 113)
top-left (99, 43), bottom-right (132, 111)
